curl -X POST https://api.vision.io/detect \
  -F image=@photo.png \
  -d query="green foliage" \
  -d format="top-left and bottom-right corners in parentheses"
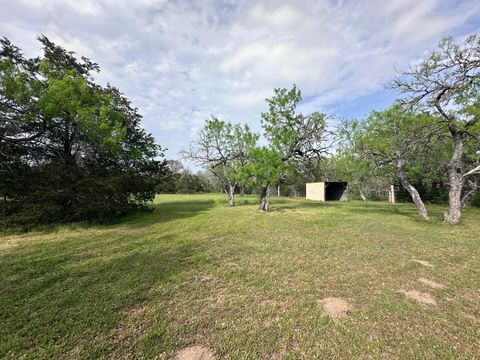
top-left (404, 35), bottom-right (480, 133)
top-left (188, 85), bottom-right (331, 206)
top-left (261, 84), bottom-right (329, 160)
top-left (187, 116), bottom-right (258, 190)
top-left (238, 147), bottom-right (284, 188)
top-left (156, 161), bottom-right (220, 194)
top-left (472, 193), bottom-right (480, 207)
top-left (390, 35), bottom-right (480, 214)
top-left (0, 36), bottom-right (165, 227)
top-left (232, 84), bottom-right (332, 203)
top-left (341, 105), bottom-right (452, 202)
top-left (350, 106), bottom-right (423, 164)
top-left (174, 172), bottom-right (207, 194)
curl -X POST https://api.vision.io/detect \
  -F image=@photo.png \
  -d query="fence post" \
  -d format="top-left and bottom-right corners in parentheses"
top-left (389, 185), bottom-right (395, 203)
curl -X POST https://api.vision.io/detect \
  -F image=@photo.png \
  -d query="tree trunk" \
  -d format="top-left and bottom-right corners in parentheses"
top-left (359, 188), bottom-right (367, 201)
top-left (259, 186), bottom-right (269, 211)
top-left (461, 183), bottom-right (478, 208)
top-left (461, 180), bottom-right (478, 209)
top-left (444, 133), bottom-right (464, 224)
top-left (227, 182), bottom-right (235, 207)
top-left (396, 159), bottom-right (429, 220)
top-left (239, 185), bottom-right (245, 197)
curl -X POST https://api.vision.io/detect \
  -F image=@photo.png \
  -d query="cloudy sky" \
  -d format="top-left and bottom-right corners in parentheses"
top-left (1, 0), bottom-right (479, 163)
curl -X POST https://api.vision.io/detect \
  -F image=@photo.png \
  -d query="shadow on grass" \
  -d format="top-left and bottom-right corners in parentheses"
top-left (122, 198), bottom-right (217, 229)
top-left (269, 198), bottom-right (433, 221)
top-left (1, 198), bottom-right (219, 236)
top-left (0, 229), bottom-right (211, 358)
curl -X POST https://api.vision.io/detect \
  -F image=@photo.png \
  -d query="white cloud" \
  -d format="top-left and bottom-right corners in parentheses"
top-left (1, 0), bottom-right (479, 163)
top-left (250, 4), bottom-right (299, 27)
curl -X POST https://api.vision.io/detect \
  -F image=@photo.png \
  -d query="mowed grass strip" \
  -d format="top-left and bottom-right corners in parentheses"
top-left (0, 194), bottom-right (479, 359)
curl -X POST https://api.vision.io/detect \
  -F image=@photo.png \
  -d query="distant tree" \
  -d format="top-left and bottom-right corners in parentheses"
top-left (156, 160), bottom-right (182, 193)
top-left (238, 147), bottom-right (284, 211)
top-left (249, 85), bottom-right (331, 210)
top-left (471, 192), bottom-right (480, 207)
top-left (166, 159), bottom-right (185, 174)
top-left (316, 154), bottom-right (378, 201)
top-left (461, 178), bottom-right (479, 208)
top-left (347, 106), bottom-right (434, 220)
top-left (175, 171), bottom-right (206, 193)
top-left (184, 117), bottom-right (258, 206)
top-left (277, 160), bottom-right (316, 197)
top-left (156, 160), bottom-right (220, 194)
top-left (0, 36), bottom-right (165, 226)
top-left (196, 170), bottom-right (223, 193)
top-left (392, 35), bottom-right (480, 224)
top-left (262, 85), bottom-right (331, 161)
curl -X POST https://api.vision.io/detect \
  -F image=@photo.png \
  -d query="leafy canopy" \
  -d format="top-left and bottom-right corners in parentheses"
top-left (0, 36), bottom-right (165, 226)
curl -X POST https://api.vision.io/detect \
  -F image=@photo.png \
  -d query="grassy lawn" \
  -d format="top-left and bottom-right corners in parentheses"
top-left (1, 194), bottom-right (479, 359)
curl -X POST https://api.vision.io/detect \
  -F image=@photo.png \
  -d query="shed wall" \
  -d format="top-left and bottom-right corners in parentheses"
top-left (306, 182), bottom-right (325, 201)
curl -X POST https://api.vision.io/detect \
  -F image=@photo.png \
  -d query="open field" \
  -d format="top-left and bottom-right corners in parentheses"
top-left (1, 194), bottom-right (479, 359)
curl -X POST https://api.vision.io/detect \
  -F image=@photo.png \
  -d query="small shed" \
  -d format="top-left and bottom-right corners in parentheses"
top-left (306, 182), bottom-right (348, 201)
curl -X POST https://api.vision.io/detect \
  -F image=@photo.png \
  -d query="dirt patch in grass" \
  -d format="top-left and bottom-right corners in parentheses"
top-left (173, 346), bottom-right (214, 360)
top-left (418, 278), bottom-right (446, 289)
top-left (320, 297), bottom-right (353, 320)
top-left (412, 259), bottom-right (434, 268)
top-left (400, 290), bottom-right (437, 306)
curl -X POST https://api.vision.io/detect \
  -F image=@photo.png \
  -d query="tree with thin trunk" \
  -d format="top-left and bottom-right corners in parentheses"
top-left (248, 85), bottom-right (331, 211)
top-left (347, 106), bottom-right (432, 220)
top-left (237, 147), bottom-right (284, 211)
top-left (184, 116), bottom-right (258, 207)
top-left (392, 35), bottom-right (480, 224)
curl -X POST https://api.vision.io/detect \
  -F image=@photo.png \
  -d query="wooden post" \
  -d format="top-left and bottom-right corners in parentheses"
top-left (389, 185), bottom-right (395, 203)
top-left (277, 185), bottom-right (280, 197)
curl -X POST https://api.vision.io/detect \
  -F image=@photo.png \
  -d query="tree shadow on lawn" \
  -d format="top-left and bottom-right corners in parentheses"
top-left (0, 231), bottom-right (211, 358)
top-left (123, 198), bottom-right (217, 229)
top-left (339, 201), bottom-right (449, 222)
top-left (1, 198), bottom-right (219, 236)
top-left (268, 199), bottom-right (438, 221)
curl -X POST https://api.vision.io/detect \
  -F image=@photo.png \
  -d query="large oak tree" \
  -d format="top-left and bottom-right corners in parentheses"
top-left (0, 36), bottom-right (165, 226)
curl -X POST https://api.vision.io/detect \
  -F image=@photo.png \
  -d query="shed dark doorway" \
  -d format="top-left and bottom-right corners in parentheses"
top-left (325, 182), bottom-right (348, 201)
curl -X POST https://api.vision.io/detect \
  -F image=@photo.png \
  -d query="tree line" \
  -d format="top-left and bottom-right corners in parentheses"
top-left (157, 160), bottom-right (224, 194)
top-left (1, 35), bottom-right (478, 227)
top-left (186, 35), bottom-right (480, 224)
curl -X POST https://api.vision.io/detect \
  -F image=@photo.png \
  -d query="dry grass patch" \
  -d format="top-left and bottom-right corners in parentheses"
top-left (320, 297), bottom-right (353, 320)
top-left (400, 290), bottom-right (437, 306)
top-left (173, 345), bottom-right (214, 360)
top-left (418, 277), bottom-right (446, 289)
top-left (412, 259), bottom-right (434, 268)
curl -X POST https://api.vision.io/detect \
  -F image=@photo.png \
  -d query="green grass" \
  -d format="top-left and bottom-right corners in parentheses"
top-left (1, 194), bottom-right (479, 359)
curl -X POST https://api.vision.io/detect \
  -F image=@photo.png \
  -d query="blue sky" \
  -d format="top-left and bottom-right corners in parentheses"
top-left (1, 0), bottom-right (479, 166)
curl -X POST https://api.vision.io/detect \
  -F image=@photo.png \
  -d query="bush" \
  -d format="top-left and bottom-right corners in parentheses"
top-left (471, 193), bottom-right (480, 207)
